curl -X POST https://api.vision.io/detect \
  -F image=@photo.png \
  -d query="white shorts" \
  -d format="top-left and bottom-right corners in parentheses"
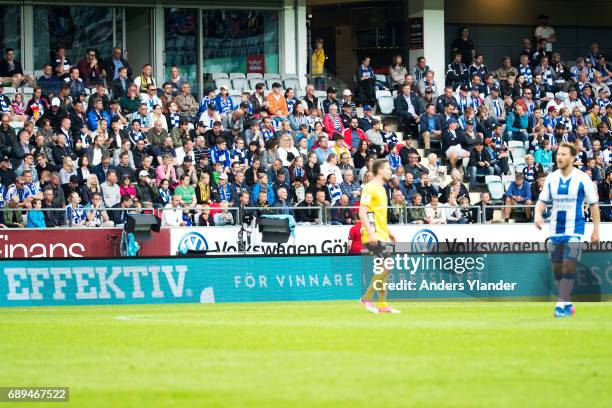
top-left (445, 145), bottom-right (469, 158)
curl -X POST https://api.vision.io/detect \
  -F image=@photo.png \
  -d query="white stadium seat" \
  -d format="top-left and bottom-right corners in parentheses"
top-left (232, 78), bottom-right (248, 92)
top-left (283, 78), bottom-right (300, 90)
top-left (229, 73), bottom-right (246, 79)
top-left (214, 78), bottom-right (231, 90)
top-left (246, 73), bottom-right (263, 79)
top-left (376, 90), bottom-right (394, 115)
top-left (264, 73), bottom-right (281, 80)
top-left (212, 73), bottom-right (228, 80)
top-left (249, 78), bottom-right (265, 89)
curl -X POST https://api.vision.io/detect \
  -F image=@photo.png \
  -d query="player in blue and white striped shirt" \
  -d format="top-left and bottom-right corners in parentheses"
top-left (535, 142), bottom-right (600, 318)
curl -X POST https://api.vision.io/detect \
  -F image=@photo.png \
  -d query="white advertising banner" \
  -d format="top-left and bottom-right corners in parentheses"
top-left (169, 224), bottom-right (612, 256)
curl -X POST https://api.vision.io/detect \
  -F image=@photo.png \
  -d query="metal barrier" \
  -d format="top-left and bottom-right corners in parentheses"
top-left (1, 204), bottom-right (609, 228)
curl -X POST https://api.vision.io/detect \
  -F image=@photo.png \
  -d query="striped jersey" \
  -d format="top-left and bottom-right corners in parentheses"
top-left (538, 168), bottom-right (598, 239)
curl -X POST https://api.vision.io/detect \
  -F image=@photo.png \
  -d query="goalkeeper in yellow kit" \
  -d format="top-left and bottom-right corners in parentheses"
top-left (358, 159), bottom-right (400, 314)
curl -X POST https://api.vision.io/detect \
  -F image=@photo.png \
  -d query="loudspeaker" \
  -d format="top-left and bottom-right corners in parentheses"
top-left (258, 216), bottom-right (291, 243)
top-left (125, 214), bottom-right (161, 241)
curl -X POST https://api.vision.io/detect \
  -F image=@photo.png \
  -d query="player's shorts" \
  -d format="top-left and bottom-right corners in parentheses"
top-left (363, 242), bottom-right (394, 257)
top-left (547, 236), bottom-right (582, 263)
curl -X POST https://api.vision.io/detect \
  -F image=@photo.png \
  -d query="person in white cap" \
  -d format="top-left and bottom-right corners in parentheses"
top-left (341, 89), bottom-right (356, 114)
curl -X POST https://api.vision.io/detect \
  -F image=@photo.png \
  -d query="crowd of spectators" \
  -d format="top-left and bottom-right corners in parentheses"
top-left (0, 19), bottom-right (611, 228)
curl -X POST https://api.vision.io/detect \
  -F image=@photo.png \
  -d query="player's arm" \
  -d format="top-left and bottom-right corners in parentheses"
top-left (358, 203), bottom-right (377, 244)
top-left (586, 179), bottom-right (600, 243)
top-left (534, 175), bottom-right (551, 230)
top-left (589, 203), bottom-right (600, 243)
top-left (534, 200), bottom-right (547, 230)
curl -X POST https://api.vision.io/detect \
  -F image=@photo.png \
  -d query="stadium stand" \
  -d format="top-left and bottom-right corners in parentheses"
top-left (0, 28), bottom-right (611, 230)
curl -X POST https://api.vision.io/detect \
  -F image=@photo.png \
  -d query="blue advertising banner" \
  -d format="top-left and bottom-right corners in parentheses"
top-left (0, 253), bottom-right (609, 307)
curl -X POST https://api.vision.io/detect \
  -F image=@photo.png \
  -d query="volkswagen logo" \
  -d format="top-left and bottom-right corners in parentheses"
top-left (411, 229), bottom-right (439, 253)
top-left (178, 232), bottom-right (209, 254)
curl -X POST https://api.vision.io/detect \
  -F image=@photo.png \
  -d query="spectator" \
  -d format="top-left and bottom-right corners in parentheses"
top-left (442, 118), bottom-right (469, 170)
top-left (493, 56), bottom-right (518, 81)
top-left (504, 172), bottom-right (532, 221)
top-left (214, 200), bottom-right (235, 225)
top-left (41, 186), bottom-right (65, 227)
top-left (446, 51), bottom-right (468, 89)
top-left (2, 195), bottom-right (24, 227)
top-left (101, 169), bottom-right (121, 208)
top-left (411, 56), bottom-right (430, 83)
top-left (322, 104), bottom-right (344, 138)
top-left (0, 48), bottom-right (34, 87)
top-left (423, 152), bottom-right (445, 192)
top-left (108, 194), bottom-right (133, 226)
top-left (451, 27), bottom-right (475, 65)
top-left (311, 38), bottom-right (327, 91)
top-left (365, 119), bottom-right (386, 156)
top-left (266, 82), bottom-right (288, 117)
top-left (417, 70), bottom-right (439, 97)
top-left (395, 83), bottom-right (421, 137)
top-left (505, 104), bottom-right (529, 144)
top-left (389, 54), bottom-right (408, 89)
top-left (76, 48), bottom-right (104, 87)
top-left (103, 47), bottom-right (132, 82)
top-left (425, 195), bottom-right (446, 224)
top-left (468, 141), bottom-right (494, 189)
top-left (534, 14), bottom-right (556, 52)
top-left (356, 56), bottom-right (376, 107)
top-left (133, 64), bottom-right (156, 94)
top-left (418, 103), bottom-right (444, 154)
top-left (26, 198), bottom-right (45, 228)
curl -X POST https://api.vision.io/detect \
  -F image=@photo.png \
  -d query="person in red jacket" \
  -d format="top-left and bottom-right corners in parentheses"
top-left (347, 220), bottom-right (363, 254)
top-left (342, 116), bottom-right (368, 151)
top-left (322, 104), bottom-right (344, 138)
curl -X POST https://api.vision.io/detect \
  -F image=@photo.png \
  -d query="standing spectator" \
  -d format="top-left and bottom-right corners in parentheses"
top-left (311, 38), bottom-right (327, 91)
top-left (534, 14), bottom-right (556, 52)
top-left (451, 27), bottom-right (475, 65)
top-left (356, 56), bottom-right (376, 107)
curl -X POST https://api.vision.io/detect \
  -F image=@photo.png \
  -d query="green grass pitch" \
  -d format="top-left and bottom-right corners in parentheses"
top-left (1, 301), bottom-right (611, 407)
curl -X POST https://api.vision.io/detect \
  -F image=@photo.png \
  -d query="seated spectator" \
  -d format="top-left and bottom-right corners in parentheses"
top-left (504, 172), bottom-right (532, 221)
top-left (104, 47), bottom-right (132, 83)
top-left (295, 191), bottom-right (319, 223)
top-left (213, 201), bottom-right (235, 225)
top-left (410, 56), bottom-right (430, 82)
top-left (174, 174), bottom-right (196, 207)
top-left (322, 104), bottom-right (344, 138)
top-left (2, 195), bottom-right (24, 228)
top-left (418, 103), bottom-right (444, 154)
top-left (365, 119), bottom-right (386, 156)
top-left (418, 70), bottom-right (439, 97)
top-left (505, 104), bottom-right (529, 144)
top-left (444, 193), bottom-right (467, 224)
top-left (37, 64), bottom-right (61, 98)
top-left (0, 48), bottom-right (34, 87)
top-left (133, 64), bottom-right (156, 94)
top-left (467, 141), bottom-right (494, 189)
top-left (423, 153), bottom-right (445, 192)
top-left (424, 194), bottom-right (446, 224)
top-left (266, 82), bottom-right (288, 117)
top-left (408, 193), bottom-right (428, 224)
top-left (445, 51), bottom-right (468, 89)
top-left (76, 48), bottom-right (104, 87)
top-left (395, 83), bottom-right (421, 137)
top-left (388, 190), bottom-right (408, 224)
top-left (26, 198), bottom-right (46, 228)
top-left (388, 54), bottom-right (408, 89)
top-left (41, 186), bottom-right (65, 227)
top-left (442, 118), bottom-right (470, 170)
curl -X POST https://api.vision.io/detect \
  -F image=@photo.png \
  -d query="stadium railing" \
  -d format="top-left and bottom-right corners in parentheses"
top-left (1, 204), bottom-right (609, 228)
